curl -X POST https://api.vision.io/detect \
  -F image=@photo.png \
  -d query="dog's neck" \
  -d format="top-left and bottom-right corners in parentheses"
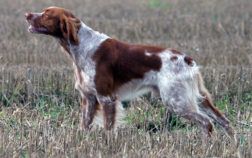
top-left (60, 22), bottom-right (110, 63)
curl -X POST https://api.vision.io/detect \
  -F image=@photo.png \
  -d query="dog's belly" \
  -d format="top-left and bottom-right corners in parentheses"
top-left (117, 82), bottom-right (153, 101)
top-left (116, 72), bottom-right (158, 101)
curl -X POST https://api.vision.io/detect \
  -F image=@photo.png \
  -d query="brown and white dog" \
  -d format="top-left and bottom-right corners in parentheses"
top-left (25, 7), bottom-right (235, 140)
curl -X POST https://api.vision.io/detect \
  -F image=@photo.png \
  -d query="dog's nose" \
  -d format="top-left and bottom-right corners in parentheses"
top-left (25, 12), bottom-right (33, 20)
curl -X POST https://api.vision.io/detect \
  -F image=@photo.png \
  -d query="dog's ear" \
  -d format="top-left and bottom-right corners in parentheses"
top-left (60, 15), bottom-right (81, 45)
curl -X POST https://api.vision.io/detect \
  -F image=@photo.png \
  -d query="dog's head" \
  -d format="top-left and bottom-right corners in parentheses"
top-left (25, 6), bottom-right (81, 45)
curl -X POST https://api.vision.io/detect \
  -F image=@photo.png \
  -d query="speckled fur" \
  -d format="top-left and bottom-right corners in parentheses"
top-left (26, 7), bottom-right (236, 142)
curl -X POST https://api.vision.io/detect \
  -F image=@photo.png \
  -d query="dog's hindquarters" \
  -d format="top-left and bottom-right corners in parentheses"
top-left (158, 71), bottom-right (214, 137)
top-left (158, 52), bottom-right (235, 140)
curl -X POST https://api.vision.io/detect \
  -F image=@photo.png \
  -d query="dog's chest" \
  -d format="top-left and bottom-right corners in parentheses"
top-left (73, 59), bottom-right (96, 97)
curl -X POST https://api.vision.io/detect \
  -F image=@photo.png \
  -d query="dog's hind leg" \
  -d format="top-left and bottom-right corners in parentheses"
top-left (162, 98), bottom-right (214, 138)
top-left (200, 93), bottom-right (237, 144)
top-left (159, 81), bottom-right (214, 138)
top-left (182, 111), bottom-right (214, 137)
top-left (197, 74), bottom-right (236, 141)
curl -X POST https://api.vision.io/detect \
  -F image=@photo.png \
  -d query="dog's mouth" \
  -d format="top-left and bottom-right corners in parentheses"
top-left (27, 24), bottom-right (48, 34)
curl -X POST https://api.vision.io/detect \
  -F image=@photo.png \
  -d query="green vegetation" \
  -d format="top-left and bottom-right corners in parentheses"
top-left (0, 0), bottom-right (252, 157)
top-left (148, 0), bottom-right (171, 9)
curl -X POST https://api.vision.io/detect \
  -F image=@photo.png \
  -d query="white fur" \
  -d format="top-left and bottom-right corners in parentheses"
top-left (69, 22), bottom-right (203, 128)
top-left (145, 52), bottom-right (153, 57)
top-left (70, 22), bottom-right (109, 95)
top-left (68, 23), bottom-right (126, 127)
top-left (157, 51), bottom-right (202, 115)
top-left (116, 50), bottom-right (202, 116)
top-left (113, 49), bottom-right (203, 122)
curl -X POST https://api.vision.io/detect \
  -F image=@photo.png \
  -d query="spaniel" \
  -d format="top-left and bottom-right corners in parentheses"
top-left (25, 7), bottom-right (235, 140)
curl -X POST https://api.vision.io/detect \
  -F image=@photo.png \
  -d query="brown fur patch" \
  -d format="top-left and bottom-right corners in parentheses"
top-left (26, 7), bottom-right (81, 49)
top-left (184, 56), bottom-right (194, 66)
top-left (170, 49), bottom-right (182, 55)
top-left (103, 101), bottom-right (116, 130)
top-left (206, 121), bottom-right (213, 136)
top-left (201, 95), bottom-right (227, 123)
top-left (92, 39), bottom-right (165, 96)
top-left (170, 56), bottom-right (178, 61)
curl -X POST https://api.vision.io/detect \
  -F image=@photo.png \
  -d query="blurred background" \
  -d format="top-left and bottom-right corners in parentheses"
top-left (0, 0), bottom-right (252, 157)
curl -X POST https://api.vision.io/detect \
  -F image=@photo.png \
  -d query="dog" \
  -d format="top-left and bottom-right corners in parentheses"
top-left (25, 6), bottom-right (235, 140)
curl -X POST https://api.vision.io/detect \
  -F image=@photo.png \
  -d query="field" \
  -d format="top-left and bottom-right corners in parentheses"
top-left (0, 0), bottom-right (252, 157)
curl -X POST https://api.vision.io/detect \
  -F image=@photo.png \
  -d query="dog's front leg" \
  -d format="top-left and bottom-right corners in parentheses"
top-left (80, 93), bottom-right (98, 130)
top-left (97, 95), bottom-right (117, 130)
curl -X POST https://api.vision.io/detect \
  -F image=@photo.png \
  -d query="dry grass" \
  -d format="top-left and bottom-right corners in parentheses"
top-left (0, 0), bottom-right (252, 157)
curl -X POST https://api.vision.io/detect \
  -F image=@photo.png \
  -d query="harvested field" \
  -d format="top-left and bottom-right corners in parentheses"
top-left (0, 0), bottom-right (252, 157)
